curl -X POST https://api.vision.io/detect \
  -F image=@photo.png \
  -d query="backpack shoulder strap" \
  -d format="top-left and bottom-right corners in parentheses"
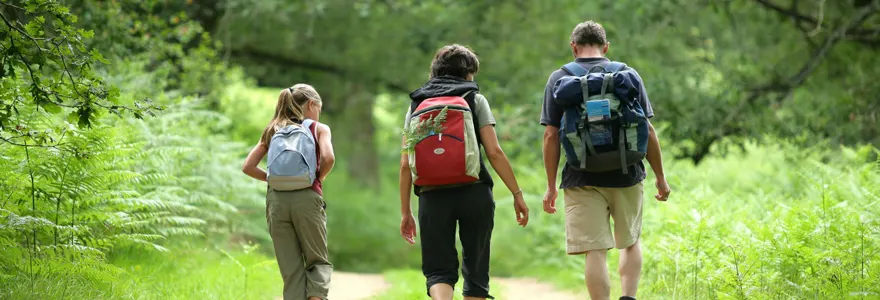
top-left (301, 119), bottom-right (315, 129)
top-left (301, 119), bottom-right (317, 142)
top-left (408, 100), bottom-right (419, 116)
top-left (604, 61), bottom-right (627, 73)
top-left (463, 91), bottom-right (483, 146)
top-left (561, 62), bottom-right (589, 77)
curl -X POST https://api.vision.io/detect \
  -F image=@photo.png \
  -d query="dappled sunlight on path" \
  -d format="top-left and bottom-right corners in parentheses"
top-left (273, 272), bottom-right (586, 299)
top-left (329, 272), bottom-right (390, 300)
top-left (271, 273), bottom-right (586, 299)
top-left (494, 277), bottom-right (585, 300)
top-left (274, 272), bottom-right (390, 300)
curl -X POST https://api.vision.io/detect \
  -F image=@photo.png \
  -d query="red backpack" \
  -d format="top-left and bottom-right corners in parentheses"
top-left (406, 91), bottom-right (481, 187)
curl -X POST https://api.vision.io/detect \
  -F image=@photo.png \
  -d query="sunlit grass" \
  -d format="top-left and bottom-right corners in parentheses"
top-left (1, 244), bottom-right (282, 300)
top-left (109, 243), bottom-right (281, 300)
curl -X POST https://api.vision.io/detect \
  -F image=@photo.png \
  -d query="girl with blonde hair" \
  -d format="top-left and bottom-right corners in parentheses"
top-left (242, 84), bottom-right (335, 300)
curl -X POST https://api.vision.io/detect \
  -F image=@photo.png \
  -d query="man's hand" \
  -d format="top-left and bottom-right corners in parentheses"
top-left (400, 214), bottom-right (417, 244)
top-left (513, 193), bottom-right (529, 227)
top-left (543, 187), bottom-right (558, 214)
top-left (655, 177), bottom-right (671, 201)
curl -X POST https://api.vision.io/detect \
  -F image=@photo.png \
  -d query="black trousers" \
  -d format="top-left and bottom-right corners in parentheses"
top-left (418, 183), bottom-right (495, 299)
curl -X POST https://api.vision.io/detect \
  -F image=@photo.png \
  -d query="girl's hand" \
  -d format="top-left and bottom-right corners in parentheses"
top-left (400, 214), bottom-right (417, 244)
top-left (513, 192), bottom-right (529, 227)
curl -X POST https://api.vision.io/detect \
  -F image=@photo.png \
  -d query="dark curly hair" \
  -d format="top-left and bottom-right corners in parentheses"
top-left (430, 44), bottom-right (480, 79)
top-left (570, 21), bottom-right (607, 46)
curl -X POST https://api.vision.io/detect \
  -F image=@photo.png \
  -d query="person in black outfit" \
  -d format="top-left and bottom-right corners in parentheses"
top-left (398, 44), bottom-right (530, 300)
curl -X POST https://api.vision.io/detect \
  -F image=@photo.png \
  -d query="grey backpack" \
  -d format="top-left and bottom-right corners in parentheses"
top-left (266, 119), bottom-right (318, 191)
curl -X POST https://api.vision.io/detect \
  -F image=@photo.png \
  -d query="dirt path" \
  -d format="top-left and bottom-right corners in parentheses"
top-left (327, 272), bottom-right (390, 300)
top-left (494, 277), bottom-right (585, 300)
top-left (273, 272), bottom-right (389, 300)
top-left (275, 272), bottom-right (584, 299)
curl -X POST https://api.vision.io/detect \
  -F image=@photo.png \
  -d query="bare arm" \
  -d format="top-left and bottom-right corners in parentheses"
top-left (645, 121), bottom-right (665, 179)
top-left (542, 126), bottom-right (561, 189)
top-left (316, 124), bottom-right (336, 182)
top-left (646, 121), bottom-right (671, 201)
top-left (399, 142), bottom-right (413, 215)
top-left (242, 143), bottom-right (268, 182)
top-left (479, 126), bottom-right (521, 194)
top-left (480, 125), bottom-right (529, 226)
top-left (399, 137), bottom-right (418, 243)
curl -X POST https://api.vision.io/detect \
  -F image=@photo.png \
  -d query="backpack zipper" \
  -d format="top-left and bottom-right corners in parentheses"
top-left (416, 133), bottom-right (464, 144)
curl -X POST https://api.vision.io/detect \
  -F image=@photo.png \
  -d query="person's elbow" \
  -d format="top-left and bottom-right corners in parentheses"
top-left (485, 145), bottom-right (506, 161)
top-left (321, 153), bottom-right (336, 169)
top-left (241, 161), bottom-right (253, 175)
top-left (543, 126), bottom-right (560, 147)
top-left (647, 121), bottom-right (659, 140)
top-left (399, 155), bottom-right (411, 172)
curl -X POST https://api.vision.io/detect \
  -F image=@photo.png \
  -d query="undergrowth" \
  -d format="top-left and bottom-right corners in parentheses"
top-left (0, 243), bottom-right (280, 300)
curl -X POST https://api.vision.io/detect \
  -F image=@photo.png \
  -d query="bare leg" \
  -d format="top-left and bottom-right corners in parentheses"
top-left (619, 240), bottom-right (642, 297)
top-left (429, 283), bottom-right (454, 300)
top-left (585, 249), bottom-right (611, 300)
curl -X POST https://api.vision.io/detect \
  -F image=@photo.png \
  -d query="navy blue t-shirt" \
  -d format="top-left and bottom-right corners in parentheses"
top-left (540, 57), bottom-right (654, 189)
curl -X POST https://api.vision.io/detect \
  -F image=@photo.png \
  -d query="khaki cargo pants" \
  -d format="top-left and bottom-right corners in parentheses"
top-left (267, 188), bottom-right (333, 300)
top-left (563, 182), bottom-right (644, 254)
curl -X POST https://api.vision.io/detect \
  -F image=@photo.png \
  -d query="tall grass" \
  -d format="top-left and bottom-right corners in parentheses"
top-left (0, 242), bottom-right (280, 300)
top-left (489, 142), bottom-right (880, 299)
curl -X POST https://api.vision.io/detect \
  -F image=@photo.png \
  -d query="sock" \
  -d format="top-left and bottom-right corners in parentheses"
top-left (619, 297), bottom-right (636, 300)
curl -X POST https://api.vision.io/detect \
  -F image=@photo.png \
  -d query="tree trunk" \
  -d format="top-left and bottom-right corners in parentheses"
top-left (333, 83), bottom-right (379, 188)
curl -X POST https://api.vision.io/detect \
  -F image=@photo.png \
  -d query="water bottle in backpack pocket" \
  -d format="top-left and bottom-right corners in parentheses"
top-left (552, 61), bottom-right (650, 174)
top-left (266, 119), bottom-right (318, 191)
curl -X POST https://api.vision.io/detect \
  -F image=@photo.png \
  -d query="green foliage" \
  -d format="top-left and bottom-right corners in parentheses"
top-left (0, 0), bottom-right (162, 133)
top-left (0, 93), bottom-right (266, 293)
top-left (218, 0), bottom-right (880, 164)
top-left (3, 1), bottom-right (880, 299)
top-left (215, 80), bottom-right (278, 144)
top-left (1, 1), bottom-right (270, 297)
top-left (401, 106), bottom-right (448, 154)
top-left (0, 243), bottom-right (281, 300)
top-left (489, 141), bottom-right (880, 299)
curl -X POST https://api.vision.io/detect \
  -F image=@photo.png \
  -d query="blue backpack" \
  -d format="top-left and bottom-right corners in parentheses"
top-left (552, 61), bottom-right (649, 174)
top-left (266, 119), bottom-right (318, 191)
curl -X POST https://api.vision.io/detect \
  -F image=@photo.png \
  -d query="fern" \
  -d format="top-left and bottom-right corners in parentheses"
top-left (0, 1), bottom-right (267, 297)
top-left (401, 106), bottom-right (449, 154)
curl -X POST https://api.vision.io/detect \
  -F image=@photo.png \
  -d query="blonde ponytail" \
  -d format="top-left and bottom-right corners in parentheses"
top-left (260, 84), bottom-right (323, 146)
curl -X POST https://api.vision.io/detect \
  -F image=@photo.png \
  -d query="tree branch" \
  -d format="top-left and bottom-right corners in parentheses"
top-left (0, 134), bottom-right (66, 149)
top-left (754, 0), bottom-right (818, 24)
top-left (754, 0), bottom-right (880, 45)
top-left (688, 0), bottom-right (880, 163)
top-left (229, 46), bottom-right (410, 94)
top-left (0, 9), bottom-right (50, 46)
top-left (0, 2), bottom-right (26, 11)
top-left (783, 0), bottom-right (880, 89)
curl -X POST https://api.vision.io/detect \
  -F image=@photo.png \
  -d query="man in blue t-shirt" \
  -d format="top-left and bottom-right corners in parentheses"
top-left (540, 20), bottom-right (672, 300)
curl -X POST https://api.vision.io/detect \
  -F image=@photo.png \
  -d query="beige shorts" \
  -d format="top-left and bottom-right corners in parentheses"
top-left (563, 182), bottom-right (644, 254)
